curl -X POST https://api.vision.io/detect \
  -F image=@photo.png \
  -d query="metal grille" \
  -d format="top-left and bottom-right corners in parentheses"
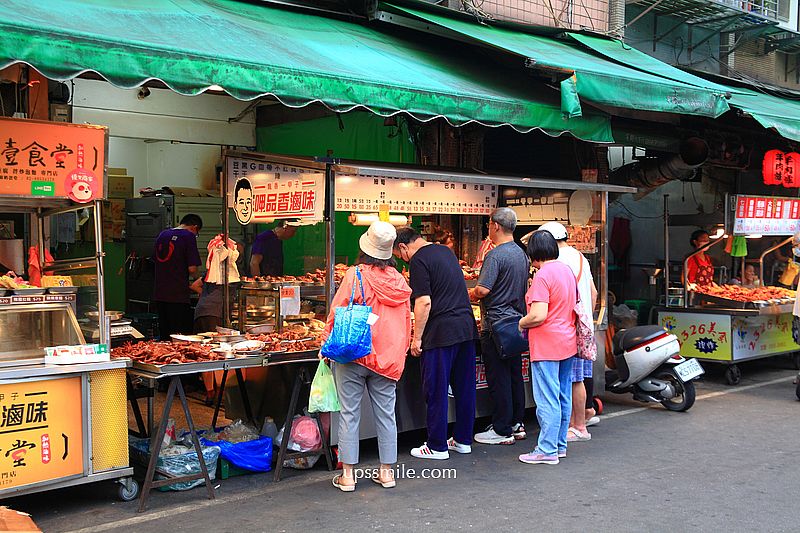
top-left (90, 368), bottom-right (129, 472)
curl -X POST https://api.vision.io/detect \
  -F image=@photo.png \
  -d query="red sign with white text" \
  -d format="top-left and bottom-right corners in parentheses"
top-left (733, 195), bottom-right (800, 235)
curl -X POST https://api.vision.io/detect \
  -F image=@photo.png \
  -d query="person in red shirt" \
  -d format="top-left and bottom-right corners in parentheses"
top-left (686, 229), bottom-right (714, 286)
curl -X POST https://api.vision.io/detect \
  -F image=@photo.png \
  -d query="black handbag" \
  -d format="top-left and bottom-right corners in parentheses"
top-left (491, 315), bottom-right (529, 359)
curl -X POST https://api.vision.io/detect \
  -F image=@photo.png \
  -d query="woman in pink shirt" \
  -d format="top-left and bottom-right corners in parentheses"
top-left (518, 230), bottom-right (577, 465)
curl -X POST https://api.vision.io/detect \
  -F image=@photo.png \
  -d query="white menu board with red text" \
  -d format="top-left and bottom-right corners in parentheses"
top-left (733, 195), bottom-right (800, 235)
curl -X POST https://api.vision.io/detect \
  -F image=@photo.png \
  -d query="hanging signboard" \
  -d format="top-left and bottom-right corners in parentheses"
top-left (335, 174), bottom-right (497, 215)
top-left (0, 118), bottom-right (107, 203)
top-left (225, 157), bottom-right (324, 224)
top-left (732, 195), bottom-right (800, 236)
top-left (0, 376), bottom-right (84, 490)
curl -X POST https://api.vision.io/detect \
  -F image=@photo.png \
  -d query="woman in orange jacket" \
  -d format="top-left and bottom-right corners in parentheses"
top-left (325, 221), bottom-right (412, 492)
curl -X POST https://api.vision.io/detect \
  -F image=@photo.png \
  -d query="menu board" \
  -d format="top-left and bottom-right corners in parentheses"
top-left (225, 157), bottom-right (324, 224)
top-left (733, 195), bottom-right (800, 236)
top-left (335, 175), bottom-right (497, 215)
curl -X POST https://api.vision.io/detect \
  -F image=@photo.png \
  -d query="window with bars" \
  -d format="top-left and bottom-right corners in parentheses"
top-left (453, 0), bottom-right (609, 31)
top-left (740, 0), bottom-right (790, 21)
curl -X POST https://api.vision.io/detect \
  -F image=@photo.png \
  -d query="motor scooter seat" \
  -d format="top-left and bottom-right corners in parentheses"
top-left (613, 325), bottom-right (669, 354)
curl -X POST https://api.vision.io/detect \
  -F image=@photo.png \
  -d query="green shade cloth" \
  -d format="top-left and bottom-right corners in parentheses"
top-left (0, 0), bottom-right (611, 141)
top-left (727, 88), bottom-right (800, 142)
top-left (385, 3), bottom-right (731, 118)
top-left (567, 31), bottom-right (800, 143)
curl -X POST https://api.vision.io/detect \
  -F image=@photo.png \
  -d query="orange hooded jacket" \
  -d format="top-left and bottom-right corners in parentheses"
top-left (324, 265), bottom-right (412, 381)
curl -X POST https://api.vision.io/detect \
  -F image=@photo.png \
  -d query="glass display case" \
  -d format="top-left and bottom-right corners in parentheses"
top-left (238, 284), bottom-right (327, 332)
top-left (0, 303), bottom-right (85, 367)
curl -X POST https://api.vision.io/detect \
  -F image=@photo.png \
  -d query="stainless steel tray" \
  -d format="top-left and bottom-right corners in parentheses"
top-left (267, 349), bottom-right (319, 364)
top-left (132, 355), bottom-right (264, 375)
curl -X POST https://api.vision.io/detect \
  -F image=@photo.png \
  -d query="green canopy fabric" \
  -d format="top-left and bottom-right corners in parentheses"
top-left (0, 0), bottom-right (612, 141)
top-left (727, 88), bottom-right (800, 142)
top-left (384, 3), bottom-right (732, 118)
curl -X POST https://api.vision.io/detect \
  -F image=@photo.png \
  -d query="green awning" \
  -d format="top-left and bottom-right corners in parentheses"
top-left (727, 88), bottom-right (800, 142)
top-left (0, 0), bottom-right (612, 141)
top-left (384, 3), bottom-right (732, 118)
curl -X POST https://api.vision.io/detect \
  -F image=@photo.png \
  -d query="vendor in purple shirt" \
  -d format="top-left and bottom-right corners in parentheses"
top-left (249, 220), bottom-right (298, 277)
top-left (152, 213), bottom-right (203, 339)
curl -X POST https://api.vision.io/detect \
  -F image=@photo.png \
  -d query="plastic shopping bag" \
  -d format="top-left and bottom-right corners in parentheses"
top-left (321, 267), bottom-right (372, 363)
top-left (308, 360), bottom-right (341, 413)
top-left (200, 435), bottom-right (273, 472)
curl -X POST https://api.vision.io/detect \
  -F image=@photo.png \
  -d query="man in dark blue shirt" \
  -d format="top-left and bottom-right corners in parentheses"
top-left (153, 213), bottom-right (202, 339)
top-left (394, 227), bottom-right (477, 460)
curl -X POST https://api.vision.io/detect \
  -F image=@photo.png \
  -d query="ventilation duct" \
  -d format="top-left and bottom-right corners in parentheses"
top-left (611, 137), bottom-right (709, 199)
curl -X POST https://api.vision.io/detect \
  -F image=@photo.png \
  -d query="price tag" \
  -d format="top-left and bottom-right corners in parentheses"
top-left (280, 285), bottom-right (301, 316)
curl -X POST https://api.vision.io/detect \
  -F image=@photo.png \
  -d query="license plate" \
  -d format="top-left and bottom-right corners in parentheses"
top-left (674, 358), bottom-right (704, 382)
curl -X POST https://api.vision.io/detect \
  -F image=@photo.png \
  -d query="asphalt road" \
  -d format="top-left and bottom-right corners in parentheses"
top-left (7, 357), bottom-right (800, 533)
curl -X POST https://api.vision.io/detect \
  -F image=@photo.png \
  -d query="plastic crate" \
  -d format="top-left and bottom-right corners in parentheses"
top-left (217, 457), bottom-right (253, 479)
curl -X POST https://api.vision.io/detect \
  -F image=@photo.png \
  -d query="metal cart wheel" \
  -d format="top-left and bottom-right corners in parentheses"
top-left (725, 364), bottom-right (742, 386)
top-left (118, 477), bottom-right (140, 502)
top-left (592, 396), bottom-right (604, 415)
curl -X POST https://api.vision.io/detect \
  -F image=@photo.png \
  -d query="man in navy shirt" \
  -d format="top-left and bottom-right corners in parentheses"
top-left (249, 220), bottom-right (298, 277)
top-left (152, 213), bottom-right (202, 339)
top-left (394, 226), bottom-right (478, 460)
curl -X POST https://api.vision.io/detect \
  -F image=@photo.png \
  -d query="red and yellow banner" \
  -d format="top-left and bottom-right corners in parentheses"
top-left (0, 377), bottom-right (83, 490)
top-left (0, 117), bottom-right (106, 202)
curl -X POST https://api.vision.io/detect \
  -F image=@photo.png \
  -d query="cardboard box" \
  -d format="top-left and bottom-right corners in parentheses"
top-left (108, 175), bottom-right (134, 199)
top-left (0, 506), bottom-right (41, 532)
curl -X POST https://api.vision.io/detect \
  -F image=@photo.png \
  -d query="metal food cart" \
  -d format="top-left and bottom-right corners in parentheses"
top-left (0, 118), bottom-right (134, 500)
top-left (656, 194), bottom-right (800, 385)
top-left (221, 150), bottom-right (632, 436)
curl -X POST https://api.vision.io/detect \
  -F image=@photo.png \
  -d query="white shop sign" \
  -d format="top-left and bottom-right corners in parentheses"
top-left (226, 157), bottom-right (324, 224)
top-left (335, 174), bottom-right (498, 215)
top-left (733, 195), bottom-right (800, 236)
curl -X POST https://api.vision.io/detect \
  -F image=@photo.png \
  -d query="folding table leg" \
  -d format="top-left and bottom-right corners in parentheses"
top-left (273, 369), bottom-right (303, 482)
top-left (127, 374), bottom-right (147, 438)
top-left (138, 376), bottom-right (177, 513)
top-left (211, 369), bottom-right (229, 431)
top-left (176, 377), bottom-right (216, 501)
top-left (312, 412), bottom-right (334, 471)
top-left (234, 368), bottom-right (255, 426)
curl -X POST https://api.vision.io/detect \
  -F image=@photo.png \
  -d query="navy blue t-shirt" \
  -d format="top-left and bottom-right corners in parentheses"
top-left (152, 228), bottom-right (201, 304)
top-left (409, 244), bottom-right (478, 350)
top-left (251, 230), bottom-right (283, 276)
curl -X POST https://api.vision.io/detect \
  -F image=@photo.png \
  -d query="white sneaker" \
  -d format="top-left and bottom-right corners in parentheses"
top-left (474, 427), bottom-right (515, 445)
top-left (411, 442), bottom-right (450, 460)
top-left (447, 437), bottom-right (472, 454)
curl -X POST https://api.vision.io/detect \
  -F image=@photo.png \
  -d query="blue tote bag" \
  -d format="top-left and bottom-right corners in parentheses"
top-left (321, 267), bottom-right (372, 363)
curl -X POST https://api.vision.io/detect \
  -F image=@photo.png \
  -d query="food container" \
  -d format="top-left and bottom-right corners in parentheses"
top-left (170, 334), bottom-right (205, 343)
top-left (86, 310), bottom-right (124, 320)
top-left (13, 287), bottom-right (47, 295)
top-left (47, 286), bottom-right (79, 294)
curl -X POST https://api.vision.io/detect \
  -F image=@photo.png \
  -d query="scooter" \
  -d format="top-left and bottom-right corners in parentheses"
top-left (605, 325), bottom-right (704, 412)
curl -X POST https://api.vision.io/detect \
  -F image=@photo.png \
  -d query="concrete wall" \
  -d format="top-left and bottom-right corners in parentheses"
top-left (71, 79), bottom-right (256, 191)
top-left (447, 0), bottom-right (609, 31)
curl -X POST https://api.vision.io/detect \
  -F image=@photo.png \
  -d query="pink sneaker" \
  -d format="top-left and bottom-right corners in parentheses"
top-left (518, 449), bottom-right (559, 465)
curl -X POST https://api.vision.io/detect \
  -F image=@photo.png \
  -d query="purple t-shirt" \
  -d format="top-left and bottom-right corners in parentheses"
top-left (251, 230), bottom-right (283, 276)
top-left (152, 228), bottom-right (201, 303)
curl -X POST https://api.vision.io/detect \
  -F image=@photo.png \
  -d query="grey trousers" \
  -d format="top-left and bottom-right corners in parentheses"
top-left (333, 361), bottom-right (398, 465)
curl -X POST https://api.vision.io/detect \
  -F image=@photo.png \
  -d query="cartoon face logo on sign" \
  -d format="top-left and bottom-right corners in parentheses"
top-left (65, 169), bottom-right (96, 203)
top-left (233, 178), bottom-right (253, 224)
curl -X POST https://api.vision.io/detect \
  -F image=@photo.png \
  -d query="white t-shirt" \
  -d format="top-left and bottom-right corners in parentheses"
top-left (557, 245), bottom-right (595, 319)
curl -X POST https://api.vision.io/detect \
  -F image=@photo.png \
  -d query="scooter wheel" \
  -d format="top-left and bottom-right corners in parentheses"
top-left (657, 370), bottom-right (696, 412)
top-left (796, 379), bottom-right (800, 401)
top-left (592, 397), bottom-right (604, 415)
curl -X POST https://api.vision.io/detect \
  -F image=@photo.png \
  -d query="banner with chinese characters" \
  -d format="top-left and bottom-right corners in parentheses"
top-left (659, 312), bottom-right (733, 361)
top-left (731, 313), bottom-right (794, 360)
top-left (0, 117), bottom-right (107, 203)
top-left (226, 157), bottom-right (324, 224)
top-left (733, 195), bottom-right (800, 236)
top-left (335, 175), bottom-right (498, 215)
top-left (0, 377), bottom-right (83, 490)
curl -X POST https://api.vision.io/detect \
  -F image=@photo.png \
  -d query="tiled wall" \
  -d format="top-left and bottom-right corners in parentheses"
top-left (459, 0), bottom-right (609, 31)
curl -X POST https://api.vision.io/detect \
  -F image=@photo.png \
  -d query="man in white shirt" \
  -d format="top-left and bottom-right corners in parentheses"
top-left (539, 222), bottom-right (598, 441)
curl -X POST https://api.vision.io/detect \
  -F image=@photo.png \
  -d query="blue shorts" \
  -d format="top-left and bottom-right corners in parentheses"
top-left (572, 357), bottom-right (593, 382)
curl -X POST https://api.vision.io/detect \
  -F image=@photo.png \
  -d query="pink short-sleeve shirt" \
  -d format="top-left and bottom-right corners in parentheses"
top-left (525, 261), bottom-right (578, 362)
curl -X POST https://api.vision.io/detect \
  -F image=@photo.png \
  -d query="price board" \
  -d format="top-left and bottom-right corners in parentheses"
top-left (733, 195), bottom-right (800, 236)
